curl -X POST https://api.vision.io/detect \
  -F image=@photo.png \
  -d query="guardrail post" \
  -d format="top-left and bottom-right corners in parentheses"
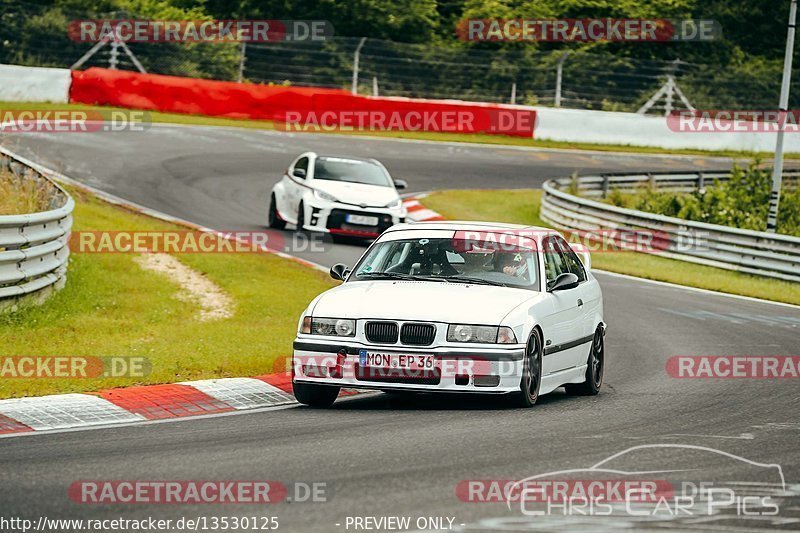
top-left (648, 173), bottom-right (656, 190)
top-left (601, 175), bottom-right (610, 198)
top-left (697, 172), bottom-right (705, 190)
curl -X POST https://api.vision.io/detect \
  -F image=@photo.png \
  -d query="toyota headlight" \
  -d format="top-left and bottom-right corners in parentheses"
top-left (314, 189), bottom-right (338, 202)
top-left (384, 198), bottom-right (402, 209)
top-left (447, 324), bottom-right (517, 344)
top-left (303, 317), bottom-right (356, 337)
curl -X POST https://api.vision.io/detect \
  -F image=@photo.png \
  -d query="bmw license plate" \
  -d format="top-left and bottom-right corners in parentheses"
top-left (359, 350), bottom-right (434, 370)
top-left (345, 214), bottom-right (379, 226)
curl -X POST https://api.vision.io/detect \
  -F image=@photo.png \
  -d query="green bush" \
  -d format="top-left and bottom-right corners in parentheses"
top-left (603, 161), bottom-right (800, 236)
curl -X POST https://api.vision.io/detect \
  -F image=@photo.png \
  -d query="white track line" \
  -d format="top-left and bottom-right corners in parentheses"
top-left (594, 269), bottom-right (800, 309)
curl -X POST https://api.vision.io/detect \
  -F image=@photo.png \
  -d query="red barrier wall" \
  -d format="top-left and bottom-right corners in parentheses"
top-left (70, 68), bottom-right (534, 137)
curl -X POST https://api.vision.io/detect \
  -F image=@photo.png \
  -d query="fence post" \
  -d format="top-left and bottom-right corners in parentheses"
top-left (109, 39), bottom-right (120, 70)
top-left (372, 76), bottom-right (379, 96)
top-left (237, 42), bottom-right (247, 83)
top-left (664, 76), bottom-right (675, 115)
top-left (351, 37), bottom-right (367, 95)
top-left (510, 82), bottom-right (516, 105)
top-left (555, 52), bottom-right (568, 107)
top-left (767, 0), bottom-right (798, 232)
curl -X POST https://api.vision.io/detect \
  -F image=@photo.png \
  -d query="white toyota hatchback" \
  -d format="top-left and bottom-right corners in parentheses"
top-left (292, 222), bottom-right (606, 408)
top-left (269, 152), bottom-right (408, 240)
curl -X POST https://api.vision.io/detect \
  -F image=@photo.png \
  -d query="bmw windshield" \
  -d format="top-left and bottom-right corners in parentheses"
top-left (351, 235), bottom-right (540, 290)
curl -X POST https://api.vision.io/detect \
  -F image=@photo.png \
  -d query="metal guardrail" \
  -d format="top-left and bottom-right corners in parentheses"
top-left (541, 170), bottom-right (800, 283)
top-left (0, 150), bottom-right (74, 306)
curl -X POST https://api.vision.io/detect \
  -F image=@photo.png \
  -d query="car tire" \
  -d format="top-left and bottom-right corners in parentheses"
top-left (516, 328), bottom-right (542, 408)
top-left (268, 194), bottom-right (286, 229)
top-left (565, 326), bottom-right (604, 396)
top-left (296, 202), bottom-right (306, 232)
top-left (293, 381), bottom-right (340, 407)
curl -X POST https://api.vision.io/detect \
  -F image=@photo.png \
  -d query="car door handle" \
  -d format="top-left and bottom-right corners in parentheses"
top-left (577, 299), bottom-right (584, 307)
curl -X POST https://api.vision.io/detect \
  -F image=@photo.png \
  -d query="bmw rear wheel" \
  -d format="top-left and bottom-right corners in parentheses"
top-left (565, 325), bottom-right (604, 396)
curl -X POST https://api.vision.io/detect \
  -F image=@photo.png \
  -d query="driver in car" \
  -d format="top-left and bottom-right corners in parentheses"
top-left (496, 252), bottom-right (531, 281)
top-left (387, 239), bottom-right (458, 276)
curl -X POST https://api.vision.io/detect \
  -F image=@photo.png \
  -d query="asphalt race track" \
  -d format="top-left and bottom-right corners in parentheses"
top-left (1, 126), bottom-right (799, 532)
top-left (0, 125), bottom-right (733, 266)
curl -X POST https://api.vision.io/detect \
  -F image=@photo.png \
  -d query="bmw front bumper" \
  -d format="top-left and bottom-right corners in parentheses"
top-left (292, 338), bottom-right (526, 393)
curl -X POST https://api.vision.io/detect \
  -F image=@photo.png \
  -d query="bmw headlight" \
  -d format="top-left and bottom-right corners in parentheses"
top-left (303, 317), bottom-right (356, 337)
top-left (447, 324), bottom-right (517, 344)
top-left (384, 198), bottom-right (402, 209)
top-left (314, 189), bottom-right (338, 202)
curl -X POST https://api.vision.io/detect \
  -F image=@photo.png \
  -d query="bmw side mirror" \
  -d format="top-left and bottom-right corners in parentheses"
top-left (393, 179), bottom-right (408, 190)
top-left (292, 168), bottom-right (306, 179)
top-left (547, 272), bottom-right (579, 292)
top-left (330, 263), bottom-right (350, 281)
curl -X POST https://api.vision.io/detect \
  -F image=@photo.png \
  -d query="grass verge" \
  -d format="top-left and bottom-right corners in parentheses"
top-left (0, 186), bottom-right (334, 399)
top-left (0, 167), bottom-right (53, 215)
top-left (1, 100), bottom-right (795, 160)
top-left (423, 189), bottom-right (800, 306)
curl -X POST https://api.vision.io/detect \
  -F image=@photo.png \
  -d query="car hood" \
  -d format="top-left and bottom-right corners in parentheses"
top-left (311, 280), bottom-right (541, 324)
top-left (311, 180), bottom-right (399, 207)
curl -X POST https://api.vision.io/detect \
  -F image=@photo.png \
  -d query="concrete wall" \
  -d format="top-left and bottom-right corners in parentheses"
top-left (0, 64), bottom-right (71, 103)
top-left (533, 106), bottom-right (800, 152)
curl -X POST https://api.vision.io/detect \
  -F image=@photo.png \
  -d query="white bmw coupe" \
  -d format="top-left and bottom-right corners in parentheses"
top-left (269, 152), bottom-right (408, 240)
top-left (292, 222), bottom-right (606, 408)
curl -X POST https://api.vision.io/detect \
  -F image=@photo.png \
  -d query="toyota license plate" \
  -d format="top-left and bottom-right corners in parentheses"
top-left (345, 214), bottom-right (379, 226)
top-left (359, 350), bottom-right (434, 370)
